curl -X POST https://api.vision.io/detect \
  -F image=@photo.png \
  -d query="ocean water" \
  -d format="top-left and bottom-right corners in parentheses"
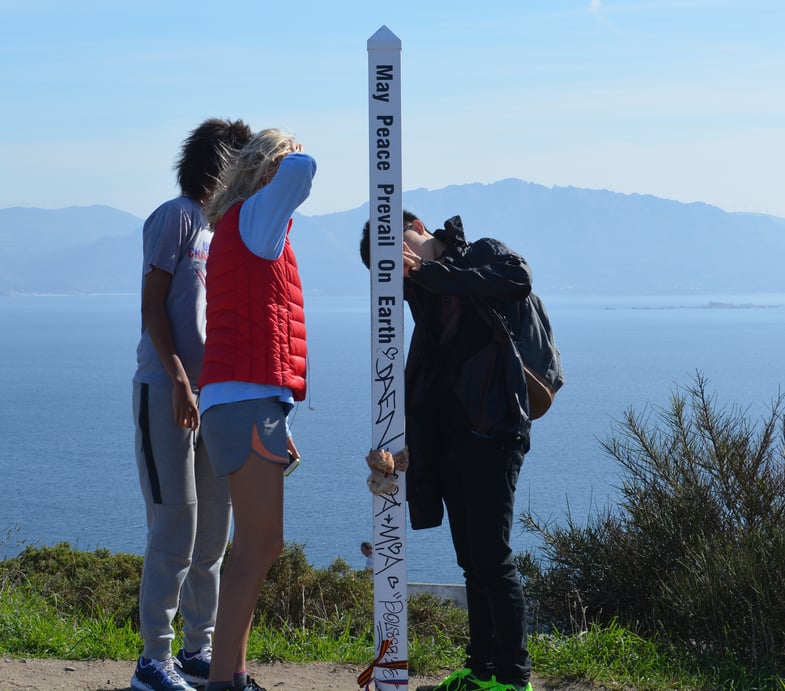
top-left (1, 292), bottom-right (784, 584)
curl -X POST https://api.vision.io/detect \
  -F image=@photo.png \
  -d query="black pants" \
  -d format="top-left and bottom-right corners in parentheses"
top-left (439, 429), bottom-right (530, 685)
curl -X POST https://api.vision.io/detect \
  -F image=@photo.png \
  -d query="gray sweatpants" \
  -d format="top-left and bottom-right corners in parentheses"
top-left (133, 381), bottom-right (232, 660)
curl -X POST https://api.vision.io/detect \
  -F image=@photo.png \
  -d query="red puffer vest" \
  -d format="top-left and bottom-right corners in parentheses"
top-left (198, 202), bottom-right (307, 400)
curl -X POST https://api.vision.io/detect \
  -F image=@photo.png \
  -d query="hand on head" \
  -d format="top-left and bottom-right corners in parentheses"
top-left (403, 242), bottom-right (423, 278)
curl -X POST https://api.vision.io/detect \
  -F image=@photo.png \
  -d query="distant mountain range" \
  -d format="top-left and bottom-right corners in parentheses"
top-left (2, 179), bottom-right (785, 296)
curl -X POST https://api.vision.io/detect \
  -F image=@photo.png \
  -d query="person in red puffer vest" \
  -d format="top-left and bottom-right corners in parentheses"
top-left (199, 204), bottom-right (307, 400)
top-left (198, 129), bottom-right (316, 691)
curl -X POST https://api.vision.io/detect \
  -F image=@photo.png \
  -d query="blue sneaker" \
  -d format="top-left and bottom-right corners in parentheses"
top-left (175, 645), bottom-right (211, 686)
top-left (131, 656), bottom-right (196, 691)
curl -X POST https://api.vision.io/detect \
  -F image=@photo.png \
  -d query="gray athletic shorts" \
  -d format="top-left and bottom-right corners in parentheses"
top-left (200, 397), bottom-right (290, 478)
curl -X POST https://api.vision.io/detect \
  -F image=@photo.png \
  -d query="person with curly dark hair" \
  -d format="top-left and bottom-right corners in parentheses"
top-left (132, 118), bottom-right (252, 691)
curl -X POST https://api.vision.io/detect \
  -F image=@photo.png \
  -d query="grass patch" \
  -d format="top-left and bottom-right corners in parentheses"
top-left (530, 619), bottom-right (707, 691)
top-left (0, 543), bottom-right (463, 675)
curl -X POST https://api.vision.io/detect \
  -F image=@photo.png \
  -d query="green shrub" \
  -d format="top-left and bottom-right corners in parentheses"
top-left (254, 543), bottom-right (373, 637)
top-left (0, 540), bottom-right (466, 670)
top-left (0, 542), bottom-right (143, 627)
top-left (520, 372), bottom-right (785, 672)
top-left (408, 592), bottom-right (468, 644)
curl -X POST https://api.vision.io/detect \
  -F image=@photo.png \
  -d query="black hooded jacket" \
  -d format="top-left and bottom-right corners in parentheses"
top-left (403, 216), bottom-right (533, 530)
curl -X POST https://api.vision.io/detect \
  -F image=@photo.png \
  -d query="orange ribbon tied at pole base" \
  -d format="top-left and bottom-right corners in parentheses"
top-left (357, 639), bottom-right (409, 689)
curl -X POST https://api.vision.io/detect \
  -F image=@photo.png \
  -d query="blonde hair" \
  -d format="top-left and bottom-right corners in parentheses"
top-left (203, 128), bottom-right (296, 227)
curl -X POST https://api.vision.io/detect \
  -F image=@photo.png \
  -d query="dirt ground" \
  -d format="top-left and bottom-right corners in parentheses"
top-left (0, 658), bottom-right (602, 690)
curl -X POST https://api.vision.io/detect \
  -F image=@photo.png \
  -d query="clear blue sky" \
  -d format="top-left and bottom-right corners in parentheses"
top-left (2, 0), bottom-right (783, 219)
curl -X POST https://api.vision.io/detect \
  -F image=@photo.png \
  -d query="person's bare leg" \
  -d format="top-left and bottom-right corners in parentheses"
top-left (233, 612), bottom-right (254, 680)
top-left (208, 453), bottom-right (284, 684)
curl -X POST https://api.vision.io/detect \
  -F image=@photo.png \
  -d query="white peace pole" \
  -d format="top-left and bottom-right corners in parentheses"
top-left (365, 25), bottom-right (408, 691)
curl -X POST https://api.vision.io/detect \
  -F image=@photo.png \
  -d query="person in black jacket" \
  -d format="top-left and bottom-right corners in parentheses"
top-left (360, 213), bottom-right (533, 691)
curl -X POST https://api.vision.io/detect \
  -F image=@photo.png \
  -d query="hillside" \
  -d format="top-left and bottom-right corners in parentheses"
top-left (2, 181), bottom-right (784, 296)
